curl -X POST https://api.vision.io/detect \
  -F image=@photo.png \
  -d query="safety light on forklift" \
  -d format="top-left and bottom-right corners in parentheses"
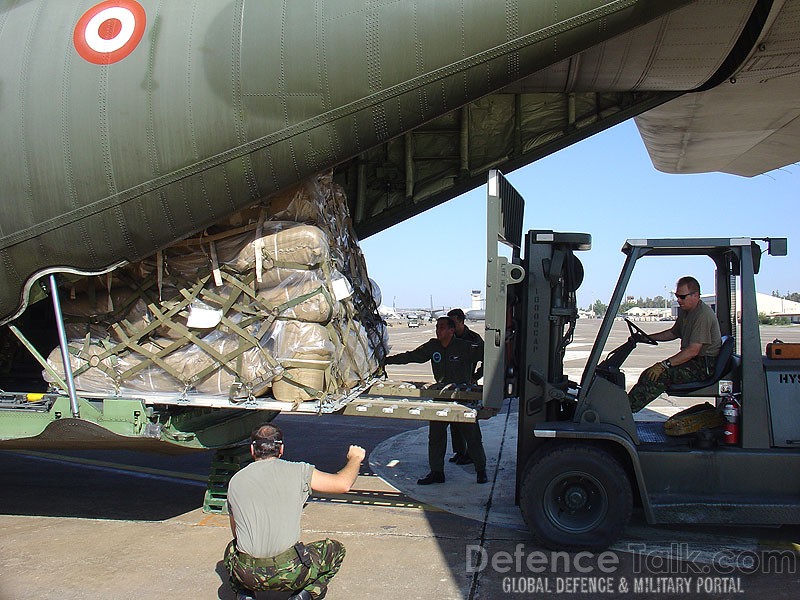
top-left (765, 237), bottom-right (788, 256)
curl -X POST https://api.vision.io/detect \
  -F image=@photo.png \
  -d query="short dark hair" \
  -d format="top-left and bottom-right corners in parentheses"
top-left (251, 423), bottom-right (284, 459)
top-left (447, 308), bottom-right (465, 322)
top-left (437, 316), bottom-right (456, 329)
top-left (677, 276), bottom-right (701, 294)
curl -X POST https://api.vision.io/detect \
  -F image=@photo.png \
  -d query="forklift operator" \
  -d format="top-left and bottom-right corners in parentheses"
top-left (628, 276), bottom-right (722, 412)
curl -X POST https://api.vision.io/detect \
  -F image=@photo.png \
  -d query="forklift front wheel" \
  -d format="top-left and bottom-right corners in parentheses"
top-left (520, 444), bottom-right (632, 551)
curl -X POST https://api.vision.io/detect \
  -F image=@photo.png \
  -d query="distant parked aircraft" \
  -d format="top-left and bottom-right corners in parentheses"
top-left (378, 305), bottom-right (399, 319)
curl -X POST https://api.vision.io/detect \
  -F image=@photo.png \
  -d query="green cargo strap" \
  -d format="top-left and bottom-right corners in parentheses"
top-left (69, 335), bottom-right (121, 383)
top-left (220, 269), bottom-right (335, 324)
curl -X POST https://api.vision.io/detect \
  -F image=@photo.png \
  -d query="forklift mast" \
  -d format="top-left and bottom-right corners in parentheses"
top-left (483, 170), bottom-right (591, 478)
top-left (482, 170), bottom-right (525, 412)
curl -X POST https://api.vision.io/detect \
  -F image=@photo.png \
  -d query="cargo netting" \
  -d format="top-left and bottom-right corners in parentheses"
top-left (45, 172), bottom-right (388, 407)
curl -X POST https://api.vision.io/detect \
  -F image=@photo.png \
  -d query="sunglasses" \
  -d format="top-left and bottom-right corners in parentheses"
top-left (674, 291), bottom-right (697, 300)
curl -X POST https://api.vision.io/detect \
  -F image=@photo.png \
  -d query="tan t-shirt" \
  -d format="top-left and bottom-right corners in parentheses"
top-left (674, 299), bottom-right (722, 358)
top-left (228, 458), bottom-right (314, 558)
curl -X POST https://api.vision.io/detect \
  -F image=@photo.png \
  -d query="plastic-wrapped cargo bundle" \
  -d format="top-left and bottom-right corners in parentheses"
top-left (50, 325), bottom-right (279, 397)
top-left (264, 321), bottom-right (334, 402)
top-left (45, 173), bottom-right (387, 403)
top-left (267, 173), bottom-right (388, 380)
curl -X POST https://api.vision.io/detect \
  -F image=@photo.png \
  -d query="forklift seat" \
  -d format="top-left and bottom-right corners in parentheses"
top-left (667, 336), bottom-right (736, 395)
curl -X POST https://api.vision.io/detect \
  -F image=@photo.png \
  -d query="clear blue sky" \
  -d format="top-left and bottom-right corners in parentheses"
top-left (360, 120), bottom-right (798, 311)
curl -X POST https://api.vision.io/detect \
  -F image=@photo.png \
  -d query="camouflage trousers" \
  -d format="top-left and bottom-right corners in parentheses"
top-left (224, 538), bottom-right (346, 599)
top-left (628, 357), bottom-right (711, 413)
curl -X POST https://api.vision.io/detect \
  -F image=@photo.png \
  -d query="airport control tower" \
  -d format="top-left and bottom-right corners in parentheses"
top-left (471, 290), bottom-right (483, 310)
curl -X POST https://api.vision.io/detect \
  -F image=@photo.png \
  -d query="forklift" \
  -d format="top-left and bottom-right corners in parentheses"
top-left (481, 170), bottom-right (799, 550)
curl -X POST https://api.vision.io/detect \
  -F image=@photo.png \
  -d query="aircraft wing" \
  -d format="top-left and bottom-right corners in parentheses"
top-left (636, 0), bottom-right (800, 177)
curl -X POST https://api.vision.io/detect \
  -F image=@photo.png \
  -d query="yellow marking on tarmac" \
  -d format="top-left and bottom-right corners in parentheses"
top-left (197, 514), bottom-right (229, 527)
top-left (758, 540), bottom-right (800, 552)
top-left (2, 449), bottom-right (207, 482)
top-left (312, 490), bottom-right (441, 511)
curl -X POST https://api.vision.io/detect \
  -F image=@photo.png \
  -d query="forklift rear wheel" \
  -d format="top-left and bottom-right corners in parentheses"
top-left (520, 444), bottom-right (632, 551)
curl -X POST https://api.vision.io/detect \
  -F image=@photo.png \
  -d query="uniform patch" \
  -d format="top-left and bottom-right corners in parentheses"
top-left (432, 351), bottom-right (442, 363)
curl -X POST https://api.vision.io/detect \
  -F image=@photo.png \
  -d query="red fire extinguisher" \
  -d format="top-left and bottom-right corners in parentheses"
top-left (721, 394), bottom-right (741, 445)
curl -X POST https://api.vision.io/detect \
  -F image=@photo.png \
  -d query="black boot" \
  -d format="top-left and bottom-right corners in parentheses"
top-left (455, 454), bottom-right (474, 465)
top-left (288, 590), bottom-right (313, 600)
top-left (417, 471), bottom-right (445, 485)
top-left (448, 453), bottom-right (461, 463)
top-left (476, 470), bottom-right (488, 484)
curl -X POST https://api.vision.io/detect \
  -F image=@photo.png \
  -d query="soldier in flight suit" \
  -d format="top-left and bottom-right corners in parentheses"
top-left (628, 276), bottom-right (722, 412)
top-left (446, 308), bottom-right (486, 467)
top-left (224, 423), bottom-right (366, 600)
top-left (385, 316), bottom-right (488, 484)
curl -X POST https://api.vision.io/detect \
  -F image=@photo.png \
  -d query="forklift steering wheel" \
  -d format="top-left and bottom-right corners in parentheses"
top-left (625, 319), bottom-right (658, 345)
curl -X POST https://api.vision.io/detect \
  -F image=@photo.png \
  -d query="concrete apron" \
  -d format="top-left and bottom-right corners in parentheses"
top-left (0, 399), bottom-right (774, 599)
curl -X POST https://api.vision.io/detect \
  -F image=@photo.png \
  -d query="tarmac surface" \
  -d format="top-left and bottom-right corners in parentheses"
top-left (1, 320), bottom-right (800, 598)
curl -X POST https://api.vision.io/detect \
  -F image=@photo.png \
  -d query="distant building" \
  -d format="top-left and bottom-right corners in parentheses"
top-left (623, 306), bottom-right (672, 321)
top-left (699, 293), bottom-right (800, 323)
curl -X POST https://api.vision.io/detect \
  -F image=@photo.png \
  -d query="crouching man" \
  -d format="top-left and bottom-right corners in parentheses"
top-left (224, 423), bottom-right (366, 600)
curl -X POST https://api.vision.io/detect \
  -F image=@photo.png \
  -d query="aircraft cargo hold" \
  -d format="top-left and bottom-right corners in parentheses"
top-left (44, 173), bottom-right (388, 406)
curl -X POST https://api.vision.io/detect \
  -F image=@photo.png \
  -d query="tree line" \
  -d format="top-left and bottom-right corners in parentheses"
top-left (590, 296), bottom-right (668, 317)
top-left (590, 292), bottom-right (800, 318)
top-left (772, 291), bottom-right (800, 303)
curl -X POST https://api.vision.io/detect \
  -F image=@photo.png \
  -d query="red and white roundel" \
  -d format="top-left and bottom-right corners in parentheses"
top-left (73, 0), bottom-right (146, 65)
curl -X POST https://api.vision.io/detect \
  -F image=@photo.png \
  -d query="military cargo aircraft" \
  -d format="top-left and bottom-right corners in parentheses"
top-left (1, 0), bottom-right (799, 455)
top-left (465, 310), bottom-right (486, 322)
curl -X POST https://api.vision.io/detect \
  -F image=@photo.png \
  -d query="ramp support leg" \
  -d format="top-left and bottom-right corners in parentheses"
top-left (203, 446), bottom-right (253, 515)
top-left (49, 275), bottom-right (80, 418)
